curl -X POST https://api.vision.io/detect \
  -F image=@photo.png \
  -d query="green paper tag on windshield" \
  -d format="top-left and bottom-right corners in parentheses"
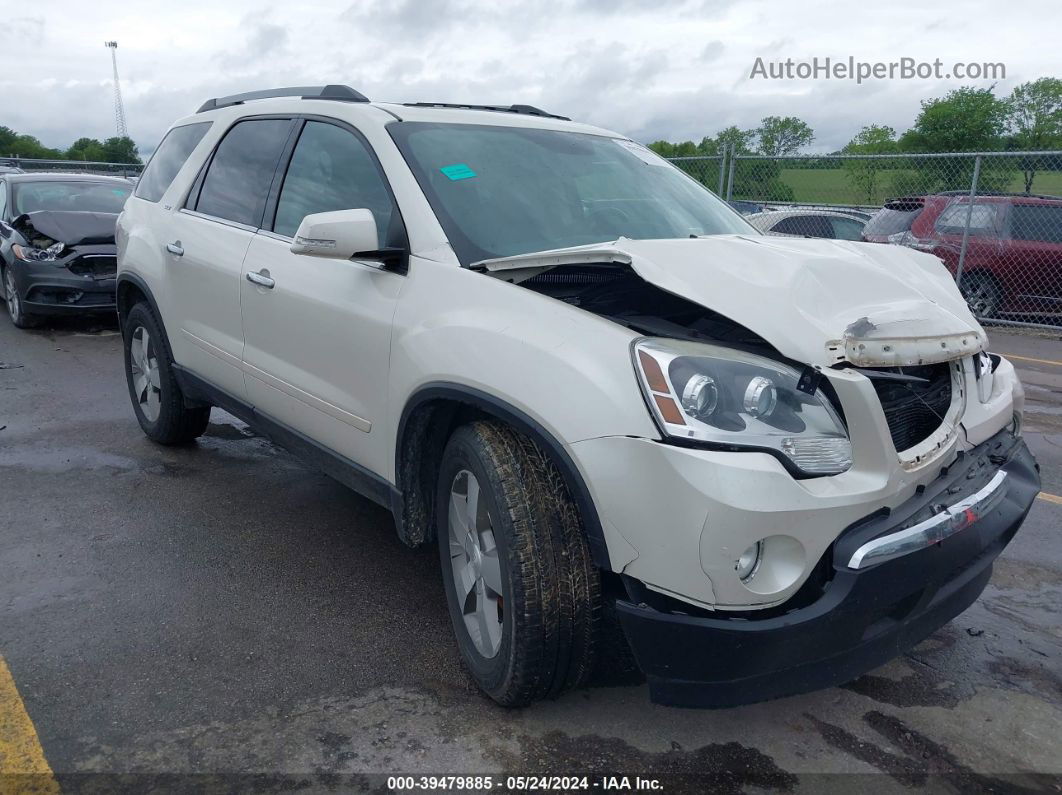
top-left (440, 163), bottom-right (477, 181)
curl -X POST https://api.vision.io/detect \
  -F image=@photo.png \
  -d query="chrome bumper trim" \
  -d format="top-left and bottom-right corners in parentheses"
top-left (847, 471), bottom-right (1009, 570)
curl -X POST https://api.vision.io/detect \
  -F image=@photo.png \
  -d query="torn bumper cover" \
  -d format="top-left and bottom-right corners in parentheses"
top-left (615, 429), bottom-right (1039, 708)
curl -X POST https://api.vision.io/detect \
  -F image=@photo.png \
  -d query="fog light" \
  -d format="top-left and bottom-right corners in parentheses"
top-left (735, 541), bottom-right (763, 582)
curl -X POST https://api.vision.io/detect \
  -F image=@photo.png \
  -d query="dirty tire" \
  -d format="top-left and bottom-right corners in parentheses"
top-left (3, 266), bottom-right (38, 329)
top-left (123, 301), bottom-right (210, 444)
top-left (437, 421), bottom-right (601, 706)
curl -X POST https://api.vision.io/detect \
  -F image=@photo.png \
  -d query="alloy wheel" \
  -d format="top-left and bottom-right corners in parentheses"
top-left (129, 326), bottom-right (162, 422)
top-left (4, 269), bottom-right (19, 322)
top-left (447, 469), bottom-right (504, 658)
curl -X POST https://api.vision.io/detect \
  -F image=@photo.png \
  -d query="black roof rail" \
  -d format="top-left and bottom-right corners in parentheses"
top-left (402, 102), bottom-right (570, 121)
top-left (196, 85), bottom-right (369, 113)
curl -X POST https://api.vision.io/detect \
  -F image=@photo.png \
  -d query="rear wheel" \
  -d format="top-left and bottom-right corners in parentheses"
top-left (4, 266), bottom-right (37, 329)
top-left (436, 421), bottom-right (600, 706)
top-left (959, 272), bottom-right (1003, 319)
top-left (122, 301), bottom-right (210, 444)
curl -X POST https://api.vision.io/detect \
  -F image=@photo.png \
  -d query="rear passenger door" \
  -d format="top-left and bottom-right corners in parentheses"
top-left (165, 117), bottom-right (295, 398)
top-left (239, 118), bottom-right (406, 476)
top-left (1007, 203), bottom-right (1062, 315)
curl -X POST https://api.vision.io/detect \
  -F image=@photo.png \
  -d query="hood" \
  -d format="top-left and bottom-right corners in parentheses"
top-left (472, 235), bottom-right (986, 368)
top-left (12, 211), bottom-right (118, 247)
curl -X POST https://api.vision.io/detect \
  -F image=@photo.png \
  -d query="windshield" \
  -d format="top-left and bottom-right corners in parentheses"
top-left (389, 122), bottom-right (754, 264)
top-left (12, 181), bottom-right (132, 216)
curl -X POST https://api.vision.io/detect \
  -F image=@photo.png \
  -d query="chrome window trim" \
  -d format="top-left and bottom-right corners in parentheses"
top-left (178, 207), bottom-right (258, 234)
top-left (847, 470), bottom-right (1009, 569)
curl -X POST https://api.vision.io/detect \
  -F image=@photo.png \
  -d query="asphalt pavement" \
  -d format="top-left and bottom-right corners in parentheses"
top-left (1, 315), bottom-right (1060, 793)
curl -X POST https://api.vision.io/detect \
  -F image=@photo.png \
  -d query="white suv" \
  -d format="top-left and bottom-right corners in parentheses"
top-left (116, 85), bottom-right (1040, 708)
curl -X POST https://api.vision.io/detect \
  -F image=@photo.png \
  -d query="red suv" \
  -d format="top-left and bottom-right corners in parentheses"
top-left (863, 193), bottom-right (1062, 320)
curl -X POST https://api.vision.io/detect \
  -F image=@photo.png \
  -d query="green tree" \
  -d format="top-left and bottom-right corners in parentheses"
top-left (1006, 77), bottom-right (1062, 192)
top-left (842, 125), bottom-right (898, 203)
top-left (900, 86), bottom-right (1009, 152)
top-left (899, 87), bottom-right (1012, 191)
top-left (66, 137), bottom-right (107, 162)
top-left (718, 125), bottom-right (755, 155)
top-left (647, 140), bottom-right (699, 158)
top-left (754, 116), bottom-right (814, 156)
top-left (100, 136), bottom-right (141, 164)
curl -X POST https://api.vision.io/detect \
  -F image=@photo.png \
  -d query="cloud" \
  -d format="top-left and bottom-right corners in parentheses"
top-left (0, 0), bottom-right (1056, 157)
top-left (0, 16), bottom-right (44, 45)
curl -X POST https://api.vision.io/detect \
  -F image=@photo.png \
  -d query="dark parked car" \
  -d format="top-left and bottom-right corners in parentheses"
top-left (863, 193), bottom-right (1062, 319)
top-left (0, 173), bottom-right (131, 328)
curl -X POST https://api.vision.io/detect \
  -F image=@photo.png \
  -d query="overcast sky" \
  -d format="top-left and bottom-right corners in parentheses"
top-left (2, 0), bottom-right (1059, 157)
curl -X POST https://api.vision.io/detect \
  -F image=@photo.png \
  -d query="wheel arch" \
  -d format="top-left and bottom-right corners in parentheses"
top-left (116, 272), bottom-right (180, 358)
top-left (395, 383), bottom-right (612, 570)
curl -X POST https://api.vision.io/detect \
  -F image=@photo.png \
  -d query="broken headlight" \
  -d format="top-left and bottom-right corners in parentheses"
top-left (13, 242), bottom-right (65, 262)
top-left (633, 338), bottom-right (852, 476)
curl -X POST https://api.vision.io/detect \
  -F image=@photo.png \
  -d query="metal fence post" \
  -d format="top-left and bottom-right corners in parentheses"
top-left (717, 144), bottom-right (728, 196)
top-left (954, 155), bottom-right (983, 289)
top-left (725, 149), bottom-right (736, 202)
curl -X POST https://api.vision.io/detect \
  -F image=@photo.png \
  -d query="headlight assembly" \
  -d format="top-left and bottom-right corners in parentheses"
top-left (633, 338), bottom-right (852, 476)
top-left (13, 242), bottom-right (65, 262)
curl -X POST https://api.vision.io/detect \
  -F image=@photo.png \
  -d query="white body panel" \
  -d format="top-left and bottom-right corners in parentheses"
top-left (240, 232), bottom-right (403, 475)
top-left (117, 95), bottom-right (1023, 613)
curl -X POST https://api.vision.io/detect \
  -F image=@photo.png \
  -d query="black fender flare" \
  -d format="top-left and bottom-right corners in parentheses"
top-left (397, 382), bottom-right (612, 570)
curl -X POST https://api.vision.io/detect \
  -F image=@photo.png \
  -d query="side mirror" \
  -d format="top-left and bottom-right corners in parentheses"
top-left (289, 208), bottom-right (378, 259)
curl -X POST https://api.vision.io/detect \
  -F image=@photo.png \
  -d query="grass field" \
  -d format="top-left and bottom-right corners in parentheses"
top-left (751, 168), bottom-right (1062, 206)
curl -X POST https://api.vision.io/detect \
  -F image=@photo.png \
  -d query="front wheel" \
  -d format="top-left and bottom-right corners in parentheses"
top-left (436, 421), bottom-right (600, 706)
top-left (122, 302), bottom-right (210, 444)
top-left (4, 266), bottom-right (37, 329)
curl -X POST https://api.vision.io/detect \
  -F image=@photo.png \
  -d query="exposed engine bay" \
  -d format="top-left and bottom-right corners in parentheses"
top-left (520, 265), bottom-right (770, 348)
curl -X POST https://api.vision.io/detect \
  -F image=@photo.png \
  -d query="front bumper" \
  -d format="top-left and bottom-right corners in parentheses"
top-left (615, 429), bottom-right (1039, 708)
top-left (8, 251), bottom-right (117, 316)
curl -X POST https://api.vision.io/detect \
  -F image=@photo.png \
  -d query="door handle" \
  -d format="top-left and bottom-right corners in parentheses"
top-left (166, 241), bottom-right (184, 256)
top-left (246, 270), bottom-right (275, 289)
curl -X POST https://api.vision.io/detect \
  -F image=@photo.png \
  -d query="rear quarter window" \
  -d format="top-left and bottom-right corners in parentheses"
top-left (135, 122), bottom-right (212, 203)
top-left (1010, 204), bottom-right (1062, 244)
top-left (863, 206), bottom-right (921, 237)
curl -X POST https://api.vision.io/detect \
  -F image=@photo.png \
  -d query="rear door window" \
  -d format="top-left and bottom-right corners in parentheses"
top-left (1010, 204), bottom-right (1062, 244)
top-left (191, 119), bottom-right (293, 227)
top-left (829, 216), bottom-right (865, 241)
top-left (773, 215), bottom-right (833, 237)
top-left (272, 121), bottom-right (396, 243)
top-left (135, 122), bottom-right (212, 202)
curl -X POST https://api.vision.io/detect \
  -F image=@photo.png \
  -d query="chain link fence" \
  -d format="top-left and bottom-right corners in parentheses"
top-left (5, 149), bottom-right (1059, 328)
top-left (1, 156), bottom-right (143, 178)
top-left (670, 149), bottom-right (1062, 330)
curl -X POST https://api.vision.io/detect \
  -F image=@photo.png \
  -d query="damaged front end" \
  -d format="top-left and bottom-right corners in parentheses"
top-left (470, 235), bottom-right (999, 469)
top-left (6, 211), bottom-right (120, 314)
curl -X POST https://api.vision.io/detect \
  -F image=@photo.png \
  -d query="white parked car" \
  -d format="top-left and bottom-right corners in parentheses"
top-left (116, 85), bottom-right (1039, 708)
top-left (747, 208), bottom-right (867, 240)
